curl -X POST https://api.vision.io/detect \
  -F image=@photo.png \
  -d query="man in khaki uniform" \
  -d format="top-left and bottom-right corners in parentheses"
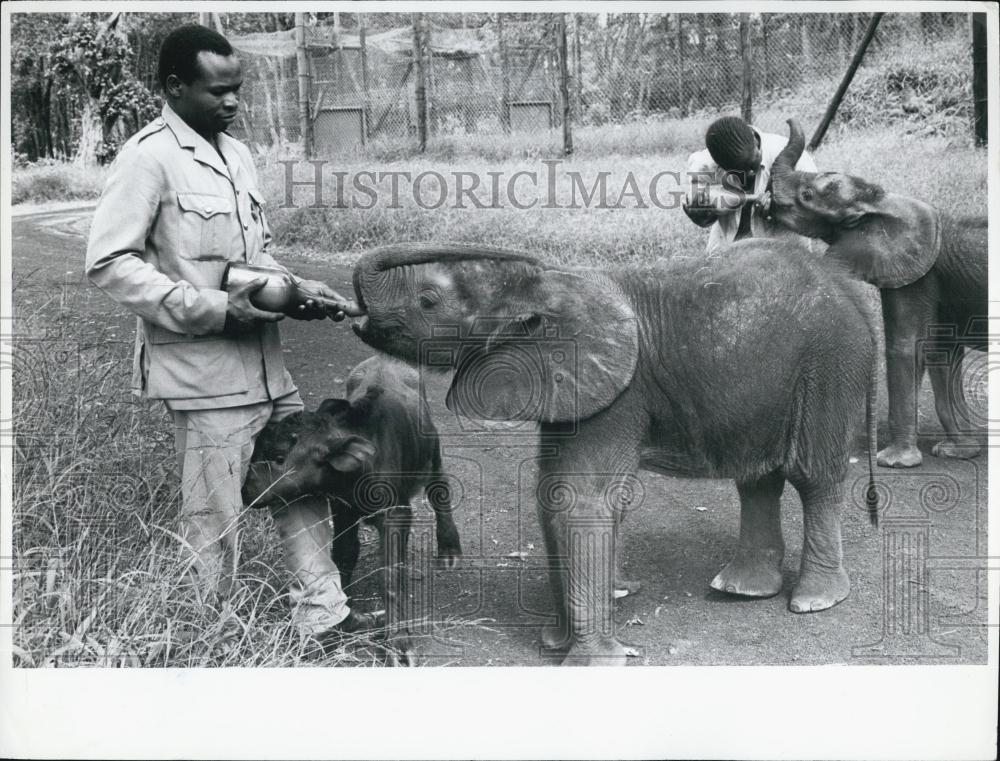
top-left (682, 115), bottom-right (818, 253)
top-left (85, 25), bottom-right (374, 642)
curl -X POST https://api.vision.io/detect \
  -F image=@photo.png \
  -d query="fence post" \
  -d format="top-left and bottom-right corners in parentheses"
top-left (294, 12), bottom-right (312, 159)
top-left (359, 13), bottom-right (370, 142)
top-left (573, 14), bottom-right (583, 121)
top-left (413, 13), bottom-right (428, 152)
top-left (808, 12), bottom-right (884, 152)
top-left (972, 13), bottom-right (987, 146)
top-left (739, 14), bottom-right (753, 124)
top-left (558, 13), bottom-right (573, 155)
top-left (498, 14), bottom-right (511, 133)
top-left (675, 14), bottom-right (685, 115)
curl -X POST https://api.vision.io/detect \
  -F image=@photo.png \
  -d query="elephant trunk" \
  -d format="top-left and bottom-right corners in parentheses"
top-left (770, 118), bottom-right (808, 207)
top-left (352, 243), bottom-right (541, 308)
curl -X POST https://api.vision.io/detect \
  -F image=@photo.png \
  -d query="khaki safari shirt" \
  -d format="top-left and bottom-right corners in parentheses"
top-left (86, 104), bottom-right (296, 410)
top-left (686, 126), bottom-right (818, 254)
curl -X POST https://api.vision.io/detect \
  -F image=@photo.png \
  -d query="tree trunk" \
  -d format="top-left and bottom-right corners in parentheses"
top-left (74, 97), bottom-right (102, 165)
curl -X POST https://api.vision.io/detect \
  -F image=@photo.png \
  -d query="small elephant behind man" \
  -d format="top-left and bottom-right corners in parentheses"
top-left (242, 355), bottom-right (462, 664)
top-left (334, 240), bottom-right (880, 666)
top-left (766, 118), bottom-right (987, 468)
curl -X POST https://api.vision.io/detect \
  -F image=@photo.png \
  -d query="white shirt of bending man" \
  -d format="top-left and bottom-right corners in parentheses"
top-left (684, 117), bottom-right (818, 254)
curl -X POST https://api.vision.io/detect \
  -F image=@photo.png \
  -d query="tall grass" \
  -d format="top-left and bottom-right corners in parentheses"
top-left (11, 161), bottom-right (109, 206)
top-left (11, 317), bottom-right (391, 667)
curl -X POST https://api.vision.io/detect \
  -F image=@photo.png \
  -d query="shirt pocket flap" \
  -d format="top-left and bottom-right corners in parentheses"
top-left (247, 188), bottom-right (266, 208)
top-left (177, 192), bottom-right (233, 219)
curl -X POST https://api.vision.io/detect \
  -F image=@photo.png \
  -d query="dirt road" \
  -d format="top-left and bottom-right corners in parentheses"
top-left (10, 205), bottom-right (988, 666)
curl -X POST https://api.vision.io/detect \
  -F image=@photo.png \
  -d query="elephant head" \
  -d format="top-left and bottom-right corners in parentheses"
top-left (350, 243), bottom-right (639, 423)
top-left (769, 119), bottom-right (941, 288)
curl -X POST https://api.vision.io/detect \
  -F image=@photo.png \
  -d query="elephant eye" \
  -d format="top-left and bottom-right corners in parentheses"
top-left (801, 188), bottom-right (815, 202)
top-left (273, 455), bottom-right (285, 465)
top-left (419, 289), bottom-right (440, 309)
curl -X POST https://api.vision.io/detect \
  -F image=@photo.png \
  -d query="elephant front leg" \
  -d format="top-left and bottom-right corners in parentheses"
top-left (928, 346), bottom-right (981, 459)
top-left (425, 457), bottom-right (463, 568)
top-left (613, 521), bottom-right (641, 600)
top-left (878, 288), bottom-right (931, 468)
top-left (711, 471), bottom-right (786, 597)
top-left (789, 481), bottom-right (850, 613)
top-left (377, 505), bottom-right (417, 666)
top-left (537, 471), bottom-right (629, 666)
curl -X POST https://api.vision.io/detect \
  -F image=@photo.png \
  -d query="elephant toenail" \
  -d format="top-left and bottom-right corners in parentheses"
top-left (726, 584), bottom-right (736, 593)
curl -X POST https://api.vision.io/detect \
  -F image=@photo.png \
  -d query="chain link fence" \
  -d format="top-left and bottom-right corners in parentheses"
top-left (228, 11), bottom-right (978, 158)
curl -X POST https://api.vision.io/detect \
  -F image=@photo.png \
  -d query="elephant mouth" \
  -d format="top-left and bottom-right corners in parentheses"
top-left (351, 316), bottom-right (371, 339)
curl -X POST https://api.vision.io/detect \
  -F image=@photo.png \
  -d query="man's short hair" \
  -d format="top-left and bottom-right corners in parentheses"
top-left (705, 116), bottom-right (757, 171)
top-left (157, 24), bottom-right (234, 91)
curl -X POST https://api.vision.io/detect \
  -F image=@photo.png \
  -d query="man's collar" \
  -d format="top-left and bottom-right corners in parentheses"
top-left (161, 103), bottom-right (234, 179)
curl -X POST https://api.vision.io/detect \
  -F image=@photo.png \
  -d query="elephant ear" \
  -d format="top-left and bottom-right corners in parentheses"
top-left (826, 193), bottom-right (941, 289)
top-left (445, 270), bottom-right (638, 423)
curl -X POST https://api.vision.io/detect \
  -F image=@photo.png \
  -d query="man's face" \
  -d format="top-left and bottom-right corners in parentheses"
top-left (167, 51), bottom-right (242, 138)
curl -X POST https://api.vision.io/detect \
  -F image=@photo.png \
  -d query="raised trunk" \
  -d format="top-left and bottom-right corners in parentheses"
top-left (353, 243), bottom-right (541, 311)
top-left (770, 118), bottom-right (807, 205)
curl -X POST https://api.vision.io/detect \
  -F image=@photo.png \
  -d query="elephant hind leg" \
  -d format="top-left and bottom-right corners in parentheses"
top-left (929, 346), bottom-right (981, 460)
top-left (788, 480), bottom-right (850, 614)
top-left (711, 470), bottom-right (786, 598)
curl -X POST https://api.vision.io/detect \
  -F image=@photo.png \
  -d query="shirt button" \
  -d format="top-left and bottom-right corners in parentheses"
top-left (205, 206), bottom-right (212, 213)
top-left (243, 223), bottom-right (249, 230)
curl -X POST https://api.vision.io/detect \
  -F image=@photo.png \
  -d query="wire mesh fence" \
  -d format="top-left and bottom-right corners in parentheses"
top-left (227, 11), bottom-right (979, 158)
top-left (8, 11), bottom-right (981, 165)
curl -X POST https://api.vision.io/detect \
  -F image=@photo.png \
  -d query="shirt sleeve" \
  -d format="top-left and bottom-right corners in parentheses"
top-left (686, 149), bottom-right (723, 205)
top-left (84, 144), bottom-right (228, 335)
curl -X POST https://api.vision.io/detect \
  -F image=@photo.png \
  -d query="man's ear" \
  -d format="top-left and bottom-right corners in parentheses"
top-left (325, 436), bottom-right (376, 473)
top-left (164, 73), bottom-right (184, 99)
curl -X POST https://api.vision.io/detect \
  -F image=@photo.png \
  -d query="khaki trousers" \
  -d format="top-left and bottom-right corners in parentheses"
top-left (171, 392), bottom-right (350, 635)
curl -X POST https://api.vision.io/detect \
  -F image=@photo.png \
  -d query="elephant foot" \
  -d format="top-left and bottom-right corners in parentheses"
top-left (541, 622), bottom-right (571, 651)
top-left (561, 638), bottom-right (627, 667)
top-left (614, 578), bottom-right (642, 600)
top-left (383, 630), bottom-right (418, 667)
top-left (877, 443), bottom-right (922, 469)
top-left (931, 438), bottom-right (981, 460)
top-left (710, 549), bottom-right (783, 598)
top-left (434, 545), bottom-right (462, 569)
top-left (789, 567), bottom-right (850, 613)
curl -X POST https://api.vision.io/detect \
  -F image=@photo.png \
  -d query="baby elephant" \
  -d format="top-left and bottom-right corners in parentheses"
top-left (242, 355), bottom-right (462, 664)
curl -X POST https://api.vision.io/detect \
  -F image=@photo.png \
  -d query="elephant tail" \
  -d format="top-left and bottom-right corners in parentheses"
top-left (864, 356), bottom-right (879, 527)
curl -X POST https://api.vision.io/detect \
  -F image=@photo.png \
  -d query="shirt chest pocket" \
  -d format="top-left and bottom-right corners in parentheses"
top-left (176, 192), bottom-right (235, 261)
